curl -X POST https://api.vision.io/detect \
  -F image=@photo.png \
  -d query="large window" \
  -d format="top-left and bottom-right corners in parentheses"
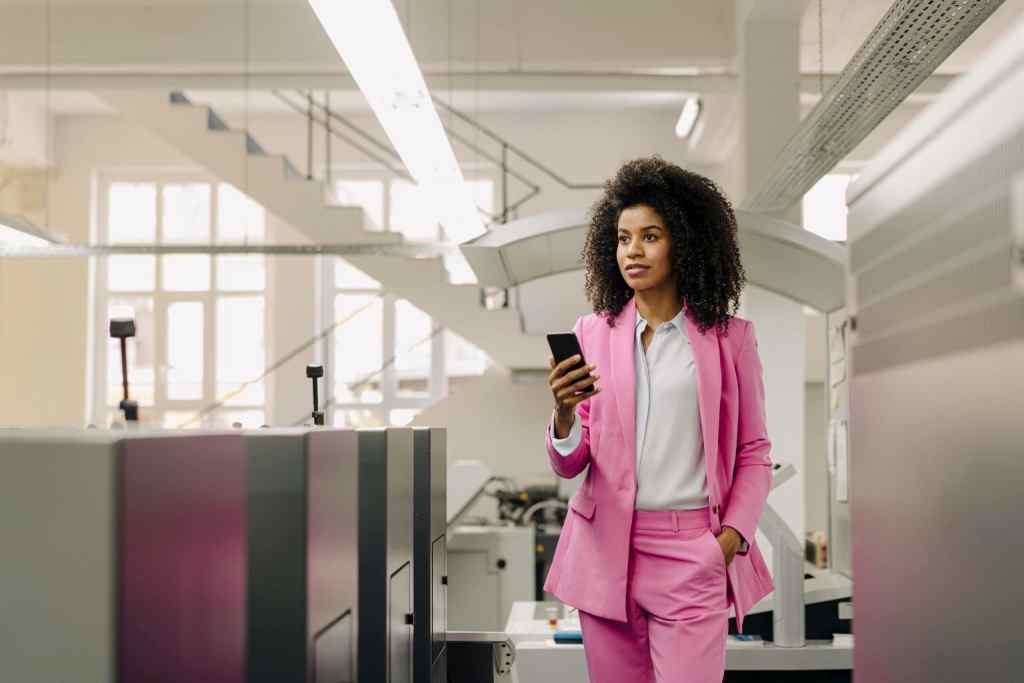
top-left (325, 174), bottom-right (490, 427)
top-left (92, 175), bottom-right (268, 429)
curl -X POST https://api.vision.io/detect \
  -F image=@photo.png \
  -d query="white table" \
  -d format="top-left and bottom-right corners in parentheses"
top-left (504, 602), bottom-right (853, 682)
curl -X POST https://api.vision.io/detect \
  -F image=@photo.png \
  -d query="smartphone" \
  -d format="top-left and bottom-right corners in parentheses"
top-left (546, 332), bottom-right (595, 394)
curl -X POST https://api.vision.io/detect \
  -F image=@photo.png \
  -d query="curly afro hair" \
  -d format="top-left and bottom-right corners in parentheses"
top-left (583, 156), bottom-right (746, 336)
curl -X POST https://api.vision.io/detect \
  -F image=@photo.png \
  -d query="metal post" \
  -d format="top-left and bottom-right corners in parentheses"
top-left (325, 91), bottom-right (332, 184)
top-left (307, 91), bottom-right (314, 180)
top-left (501, 143), bottom-right (509, 224)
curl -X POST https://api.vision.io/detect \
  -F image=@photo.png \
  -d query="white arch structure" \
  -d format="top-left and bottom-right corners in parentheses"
top-left (461, 208), bottom-right (847, 313)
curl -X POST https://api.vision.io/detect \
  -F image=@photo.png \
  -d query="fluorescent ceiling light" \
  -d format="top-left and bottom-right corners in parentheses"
top-left (0, 213), bottom-right (60, 247)
top-left (675, 97), bottom-right (702, 138)
top-left (308, 0), bottom-right (486, 246)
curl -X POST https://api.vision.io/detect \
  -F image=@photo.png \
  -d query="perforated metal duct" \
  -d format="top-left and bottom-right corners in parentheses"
top-left (743, 0), bottom-right (1005, 213)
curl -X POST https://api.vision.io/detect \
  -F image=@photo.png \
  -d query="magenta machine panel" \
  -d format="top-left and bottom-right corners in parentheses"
top-left (118, 433), bottom-right (248, 683)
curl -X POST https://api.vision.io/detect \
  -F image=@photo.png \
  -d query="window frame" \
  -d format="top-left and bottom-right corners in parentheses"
top-left (90, 170), bottom-right (269, 428)
top-left (322, 167), bottom-right (496, 427)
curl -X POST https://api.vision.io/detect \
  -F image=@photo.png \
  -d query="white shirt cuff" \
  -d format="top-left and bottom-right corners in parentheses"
top-left (549, 410), bottom-right (583, 456)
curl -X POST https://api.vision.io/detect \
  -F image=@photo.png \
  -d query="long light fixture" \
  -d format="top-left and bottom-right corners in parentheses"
top-left (308, 0), bottom-right (486, 247)
top-left (671, 96), bottom-right (704, 139)
top-left (0, 213), bottom-right (60, 247)
top-left (674, 97), bottom-right (702, 138)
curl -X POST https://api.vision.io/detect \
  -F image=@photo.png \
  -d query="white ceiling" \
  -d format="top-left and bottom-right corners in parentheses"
top-left (4, 0), bottom-right (1023, 169)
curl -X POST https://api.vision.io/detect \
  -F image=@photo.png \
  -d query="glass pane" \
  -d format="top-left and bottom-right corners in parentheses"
top-left (335, 180), bottom-right (385, 230)
top-left (162, 183), bottom-right (211, 243)
top-left (335, 258), bottom-right (380, 289)
top-left (333, 294), bottom-right (383, 403)
top-left (107, 298), bottom-right (155, 407)
top-left (108, 255), bottom-right (156, 291)
top-left (389, 408), bottom-right (421, 427)
top-left (162, 254), bottom-right (211, 291)
top-left (802, 174), bottom-right (853, 241)
top-left (217, 255), bottom-right (266, 291)
top-left (445, 329), bottom-right (488, 376)
top-left (217, 297), bottom-right (266, 406)
top-left (395, 299), bottom-right (431, 398)
top-left (217, 183), bottom-right (266, 243)
top-left (108, 182), bottom-right (156, 243)
top-left (166, 301), bottom-right (204, 400)
top-left (331, 408), bottom-right (384, 428)
top-left (162, 411), bottom-right (200, 430)
top-left (390, 180), bottom-right (440, 242)
top-left (209, 409), bottom-right (266, 430)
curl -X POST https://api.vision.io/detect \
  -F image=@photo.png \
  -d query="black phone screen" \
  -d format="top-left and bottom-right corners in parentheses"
top-left (546, 333), bottom-right (594, 394)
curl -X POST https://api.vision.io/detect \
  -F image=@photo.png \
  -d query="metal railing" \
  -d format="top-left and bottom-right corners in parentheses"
top-left (273, 89), bottom-right (603, 224)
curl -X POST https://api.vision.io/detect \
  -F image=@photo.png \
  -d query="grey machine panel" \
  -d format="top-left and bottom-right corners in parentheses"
top-left (413, 427), bottom-right (448, 683)
top-left (245, 428), bottom-right (359, 683)
top-left (0, 430), bottom-right (248, 683)
top-left (358, 428), bottom-right (415, 683)
top-left (845, 20), bottom-right (1024, 681)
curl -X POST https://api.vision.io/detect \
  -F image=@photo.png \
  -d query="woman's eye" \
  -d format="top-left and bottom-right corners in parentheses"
top-left (644, 234), bottom-right (657, 241)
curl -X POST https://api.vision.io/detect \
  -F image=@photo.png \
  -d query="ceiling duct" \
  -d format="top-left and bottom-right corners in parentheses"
top-left (743, 0), bottom-right (1005, 214)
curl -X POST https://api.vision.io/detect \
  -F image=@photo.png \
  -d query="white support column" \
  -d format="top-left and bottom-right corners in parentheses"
top-left (266, 215), bottom-right (319, 427)
top-left (733, 1), bottom-right (808, 572)
top-left (733, 0), bottom-right (804, 215)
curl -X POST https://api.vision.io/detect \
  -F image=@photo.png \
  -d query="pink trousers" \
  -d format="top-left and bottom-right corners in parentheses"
top-left (579, 506), bottom-right (729, 683)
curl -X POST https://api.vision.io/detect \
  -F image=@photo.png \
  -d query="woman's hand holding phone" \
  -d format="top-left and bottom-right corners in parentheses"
top-left (548, 355), bottom-right (600, 438)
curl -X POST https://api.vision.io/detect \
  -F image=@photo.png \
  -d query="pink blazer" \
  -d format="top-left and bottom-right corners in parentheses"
top-left (544, 297), bottom-right (774, 633)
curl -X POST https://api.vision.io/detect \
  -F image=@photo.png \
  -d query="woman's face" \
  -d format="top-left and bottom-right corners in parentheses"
top-left (616, 204), bottom-right (674, 294)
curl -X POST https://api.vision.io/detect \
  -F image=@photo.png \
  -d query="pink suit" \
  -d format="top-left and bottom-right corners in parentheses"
top-left (544, 298), bottom-right (774, 682)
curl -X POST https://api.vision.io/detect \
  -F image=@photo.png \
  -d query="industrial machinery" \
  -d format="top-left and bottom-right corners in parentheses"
top-left (356, 427), bottom-right (416, 683)
top-left (0, 429), bottom-right (249, 683)
top-left (244, 428), bottom-right (359, 683)
top-left (412, 427), bottom-right (448, 683)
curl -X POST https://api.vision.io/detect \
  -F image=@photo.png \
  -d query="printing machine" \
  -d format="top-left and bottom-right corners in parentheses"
top-left (0, 429), bottom-right (249, 683)
top-left (355, 427), bottom-right (416, 683)
top-left (244, 428), bottom-right (360, 683)
top-left (412, 427), bottom-right (448, 683)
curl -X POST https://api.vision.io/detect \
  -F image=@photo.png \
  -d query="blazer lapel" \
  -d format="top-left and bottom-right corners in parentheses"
top-left (610, 298), bottom-right (637, 466)
top-left (685, 306), bottom-right (721, 478)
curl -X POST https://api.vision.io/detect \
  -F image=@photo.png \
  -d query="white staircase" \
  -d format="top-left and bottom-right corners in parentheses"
top-left (95, 90), bottom-right (546, 370)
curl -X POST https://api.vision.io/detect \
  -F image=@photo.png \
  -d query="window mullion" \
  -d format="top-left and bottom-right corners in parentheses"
top-left (154, 182), bottom-right (167, 408)
top-left (382, 292), bottom-right (397, 412)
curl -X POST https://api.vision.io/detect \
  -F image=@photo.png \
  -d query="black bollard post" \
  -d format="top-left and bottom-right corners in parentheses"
top-left (306, 363), bottom-right (325, 426)
top-left (109, 318), bottom-right (139, 423)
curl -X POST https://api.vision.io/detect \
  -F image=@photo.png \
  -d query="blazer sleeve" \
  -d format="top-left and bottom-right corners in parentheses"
top-left (544, 315), bottom-right (593, 479)
top-left (721, 320), bottom-right (774, 555)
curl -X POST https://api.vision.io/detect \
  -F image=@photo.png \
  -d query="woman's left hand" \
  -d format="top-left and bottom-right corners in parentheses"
top-left (716, 527), bottom-right (743, 567)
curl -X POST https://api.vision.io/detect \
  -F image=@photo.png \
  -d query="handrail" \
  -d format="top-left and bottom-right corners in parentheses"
top-left (174, 299), bottom-right (447, 429)
top-left (174, 298), bottom-right (378, 428)
top-left (289, 325), bottom-right (446, 427)
top-left (271, 89), bottom-right (413, 182)
top-left (432, 97), bottom-right (605, 191)
top-left (276, 89), bottom-right (601, 223)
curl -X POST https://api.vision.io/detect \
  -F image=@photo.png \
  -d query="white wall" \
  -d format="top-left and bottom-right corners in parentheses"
top-left (412, 368), bottom-right (558, 488)
top-left (741, 284), bottom-right (806, 567)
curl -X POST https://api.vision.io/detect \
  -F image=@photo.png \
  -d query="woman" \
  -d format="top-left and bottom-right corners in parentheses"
top-left (544, 156), bottom-right (774, 683)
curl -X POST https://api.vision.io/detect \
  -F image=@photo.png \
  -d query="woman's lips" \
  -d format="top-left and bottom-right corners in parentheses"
top-left (625, 265), bottom-right (649, 276)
